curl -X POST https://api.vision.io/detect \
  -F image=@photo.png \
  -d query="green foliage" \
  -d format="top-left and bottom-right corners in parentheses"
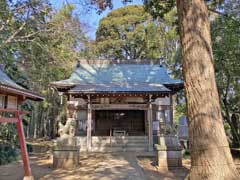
top-left (144, 0), bottom-right (175, 19)
top-left (95, 5), bottom-right (179, 61)
top-left (211, 0), bottom-right (240, 146)
top-left (0, 1), bottom-right (88, 140)
top-left (95, 5), bottom-right (151, 59)
top-left (174, 101), bottom-right (186, 123)
top-left (212, 16), bottom-right (240, 101)
top-left (143, 0), bottom-right (226, 18)
top-left (85, 0), bottom-right (132, 14)
top-left (0, 144), bottom-right (20, 165)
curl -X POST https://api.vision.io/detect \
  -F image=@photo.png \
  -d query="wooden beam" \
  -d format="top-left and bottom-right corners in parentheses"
top-left (0, 108), bottom-right (28, 114)
top-left (0, 117), bottom-right (19, 123)
top-left (92, 104), bottom-right (148, 110)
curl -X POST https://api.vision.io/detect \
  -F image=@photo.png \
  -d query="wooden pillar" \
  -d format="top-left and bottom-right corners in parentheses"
top-left (169, 94), bottom-right (174, 127)
top-left (87, 95), bottom-right (92, 152)
top-left (15, 111), bottom-right (33, 179)
top-left (148, 95), bottom-right (153, 151)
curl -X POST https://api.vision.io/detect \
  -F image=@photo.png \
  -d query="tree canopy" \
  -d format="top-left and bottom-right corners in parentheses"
top-left (0, 1), bottom-right (88, 144)
top-left (95, 5), bottom-right (179, 63)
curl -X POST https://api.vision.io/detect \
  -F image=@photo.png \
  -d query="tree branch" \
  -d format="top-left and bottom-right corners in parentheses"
top-left (208, 7), bottom-right (240, 25)
top-left (4, 21), bottom-right (27, 44)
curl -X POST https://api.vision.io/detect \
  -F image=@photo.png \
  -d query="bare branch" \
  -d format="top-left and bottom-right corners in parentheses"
top-left (4, 21), bottom-right (27, 44)
top-left (0, 19), bottom-right (10, 32)
top-left (208, 7), bottom-right (240, 25)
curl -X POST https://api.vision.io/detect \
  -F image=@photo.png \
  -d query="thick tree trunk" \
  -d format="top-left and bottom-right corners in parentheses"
top-left (176, 0), bottom-right (239, 179)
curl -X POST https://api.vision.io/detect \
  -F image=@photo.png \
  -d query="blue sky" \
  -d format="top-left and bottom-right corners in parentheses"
top-left (50, 0), bottom-right (143, 39)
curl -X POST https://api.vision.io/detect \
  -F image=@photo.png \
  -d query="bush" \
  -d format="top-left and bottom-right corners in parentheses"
top-left (0, 144), bottom-right (19, 165)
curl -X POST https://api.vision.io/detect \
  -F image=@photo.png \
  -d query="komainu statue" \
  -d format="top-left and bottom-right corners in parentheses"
top-left (58, 107), bottom-right (76, 138)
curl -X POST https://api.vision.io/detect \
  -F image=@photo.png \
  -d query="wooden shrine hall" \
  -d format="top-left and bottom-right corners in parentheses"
top-left (0, 65), bottom-right (44, 179)
top-left (50, 59), bottom-right (183, 152)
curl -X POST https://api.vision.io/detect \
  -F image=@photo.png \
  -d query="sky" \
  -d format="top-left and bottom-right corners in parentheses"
top-left (50, 0), bottom-right (143, 39)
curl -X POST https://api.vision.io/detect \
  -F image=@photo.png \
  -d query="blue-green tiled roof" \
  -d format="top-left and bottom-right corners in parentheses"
top-left (51, 62), bottom-right (183, 93)
top-left (53, 63), bottom-right (182, 85)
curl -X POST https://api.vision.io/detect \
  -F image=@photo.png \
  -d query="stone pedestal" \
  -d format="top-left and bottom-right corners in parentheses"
top-left (155, 135), bottom-right (182, 169)
top-left (53, 137), bottom-right (79, 169)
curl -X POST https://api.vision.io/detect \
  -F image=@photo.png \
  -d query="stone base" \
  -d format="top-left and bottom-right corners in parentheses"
top-left (53, 151), bottom-right (79, 169)
top-left (53, 137), bottom-right (79, 169)
top-left (23, 176), bottom-right (34, 180)
top-left (155, 135), bottom-right (182, 169)
top-left (156, 149), bottom-right (182, 169)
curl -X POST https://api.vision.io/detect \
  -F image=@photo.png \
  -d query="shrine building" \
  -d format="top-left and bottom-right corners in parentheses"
top-left (50, 59), bottom-right (183, 152)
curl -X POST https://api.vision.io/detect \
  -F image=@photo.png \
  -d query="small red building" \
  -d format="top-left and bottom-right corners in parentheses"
top-left (0, 65), bottom-right (44, 179)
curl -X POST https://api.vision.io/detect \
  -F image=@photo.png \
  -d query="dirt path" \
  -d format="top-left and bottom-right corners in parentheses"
top-left (2, 153), bottom-right (237, 180)
top-left (0, 153), bottom-right (148, 180)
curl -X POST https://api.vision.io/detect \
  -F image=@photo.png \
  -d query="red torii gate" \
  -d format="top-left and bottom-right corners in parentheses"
top-left (0, 65), bottom-right (44, 180)
top-left (0, 109), bottom-right (32, 179)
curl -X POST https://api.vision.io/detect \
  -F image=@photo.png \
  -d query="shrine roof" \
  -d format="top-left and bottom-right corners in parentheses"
top-left (50, 59), bottom-right (183, 93)
top-left (0, 67), bottom-right (44, 101)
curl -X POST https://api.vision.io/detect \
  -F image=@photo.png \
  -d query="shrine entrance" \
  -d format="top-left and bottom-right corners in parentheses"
top-left (94, 110), bottom-right (146, 136)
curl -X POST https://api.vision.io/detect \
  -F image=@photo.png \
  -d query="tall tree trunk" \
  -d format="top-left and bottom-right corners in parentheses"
top-left (176, 0), bottom-right (239, 179)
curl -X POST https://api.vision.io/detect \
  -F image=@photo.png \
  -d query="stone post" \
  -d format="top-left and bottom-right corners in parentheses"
top-left (52, 99), bottom-right (79, 169)
top-left (155, 136), bottom-right (182, 169)
top-left (53, 137), bottom-right (79, 169)
top-left (154, 95), bottom-right (182, 169)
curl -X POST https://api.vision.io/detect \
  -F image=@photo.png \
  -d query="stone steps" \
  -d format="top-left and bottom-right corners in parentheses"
top-left (91, 146), bottom-right (148, 152)
top-left (92, 140), bottom-right (147, 145)
top-left (92, 136), bottom-right (148, 152)
top-left (77, 136), bottom-right (148, 152)
top-left (92, 143), bottom-right (148, 148)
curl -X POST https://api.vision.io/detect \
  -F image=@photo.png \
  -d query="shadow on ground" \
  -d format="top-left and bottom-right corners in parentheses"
top-left (0, 152), bottom-right (193, 180)
top-left (137, 156), bottom-right (189, 180)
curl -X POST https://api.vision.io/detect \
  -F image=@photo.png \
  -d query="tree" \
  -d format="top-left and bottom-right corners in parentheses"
top-left (175, 0), bottom-right (239, 179)
top-left (20, 4), bottom-right (87, 138)
top-left (0, 0), bottom-right (52, 142)
top-left (0, 1), bottom-right (88, 139)
top-left (211, 1), bottom-right (240, 147)
top-left (89, 0), bottom-right (240, 179)
top-left (95, 5), bottom-right (179, 60)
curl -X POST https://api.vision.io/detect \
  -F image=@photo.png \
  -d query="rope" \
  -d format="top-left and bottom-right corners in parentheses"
top-left (190, 145), bottom-right (231, 152)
